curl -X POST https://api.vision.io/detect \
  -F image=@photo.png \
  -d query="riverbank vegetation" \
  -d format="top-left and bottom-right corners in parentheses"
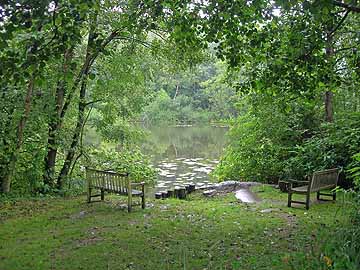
top-left (1, 1), bottom-right (360, 269)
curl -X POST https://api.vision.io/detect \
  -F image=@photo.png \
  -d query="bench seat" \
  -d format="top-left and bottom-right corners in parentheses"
top-left (92, 185), bottom-right (143, 196)
top-left (292, 184), bottom-right (335, 193)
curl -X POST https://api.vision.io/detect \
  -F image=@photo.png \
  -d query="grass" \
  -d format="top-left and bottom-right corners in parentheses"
top-left (0, 185), bottom-right (355, 270)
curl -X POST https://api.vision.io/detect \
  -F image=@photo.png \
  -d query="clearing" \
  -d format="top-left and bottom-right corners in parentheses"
top-left (0, 186), bottom-right (351, 270)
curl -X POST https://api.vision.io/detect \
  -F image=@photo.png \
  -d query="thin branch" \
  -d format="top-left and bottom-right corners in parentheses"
top-left (334, 47), bottom-right (357, 54)
top-left (149, 30), bottom-right (167, 41)
top-left (335, 66), bottom-right (349, 72)
top-left (114, 36), bottom-right (152, 48)
top-left (335, 55), bottom-right (347, 65)
top-left (37, 2), bottom-right (59, 52)
top-left (85, 99), bottom-right (103, 107)
top-left (69, 104), bottom-right (93, 178)
top-left (329, 9), bottom-right (350, 36)
top-left (333, 1), bottom-right (360, 13)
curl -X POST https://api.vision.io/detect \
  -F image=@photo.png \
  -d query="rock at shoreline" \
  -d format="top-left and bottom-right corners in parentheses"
top-left (213, 181), bottom-right (261, 191)
top-left (235, 189), bottom-right (261, 203)
top-left (203, 189), bottom-right (217, 197)
top-left (202, 181), bottom-right (261, 197)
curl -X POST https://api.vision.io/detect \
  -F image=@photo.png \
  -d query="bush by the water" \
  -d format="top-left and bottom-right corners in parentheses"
top-left (87, 146), bottom-right (156, 184)
top-left (214, 108), bottom-right (360, 186)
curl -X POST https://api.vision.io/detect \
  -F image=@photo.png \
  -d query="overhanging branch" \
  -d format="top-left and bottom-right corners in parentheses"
top-left (114, 36), bottom-right (152, 48)
top-left (329, 9), bottom-right (350, 36)
top-left (333, 1), bottom-right (360, 13)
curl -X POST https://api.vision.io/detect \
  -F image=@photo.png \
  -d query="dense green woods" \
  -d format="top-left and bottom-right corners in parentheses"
top-left (142, 61), bottom-right (238, 124)
top-left (0, 1), bottom-right (359, 194)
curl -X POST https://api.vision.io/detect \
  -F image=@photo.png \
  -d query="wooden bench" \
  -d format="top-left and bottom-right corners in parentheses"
top-left (286, 168), bottom-right (340, 210)
top-left (86, 168), bottom-right (145, 212)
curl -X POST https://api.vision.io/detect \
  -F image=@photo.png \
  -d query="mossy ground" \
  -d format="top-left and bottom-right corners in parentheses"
top-left (0, 186), bottom-right (353, 270)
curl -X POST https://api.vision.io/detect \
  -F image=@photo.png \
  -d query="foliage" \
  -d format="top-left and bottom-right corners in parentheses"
top-left (214, 96), bottom-right (317, 182)
top-left (142, 90), bottom-right (212, 124)
top-left (284, 113), bottom-right (360, 183)
top-left (349, 153), bottom-right (360, 188)
top-left (0, 0), bottom-right (209, 194)
top-left (143, 60), bottom-right (238, 124)
top-left (215, 105), bottom-right (360, 185)
top-left (201, 0), bottom-right (360, 186)
top-left (87, 146), bottom-right (156, 184)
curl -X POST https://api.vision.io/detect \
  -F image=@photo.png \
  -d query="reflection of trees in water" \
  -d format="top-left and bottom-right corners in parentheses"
top-left (140, 126), bottom-right (228, 160)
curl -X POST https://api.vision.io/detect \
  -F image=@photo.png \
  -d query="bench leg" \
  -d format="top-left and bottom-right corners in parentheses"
top-left (141, 195), bottom-right (145, 209)
top-left (306, 193), bottom-right (310, 210)
top-left (317, 191), bottom-right (337, 201)
top-left (128, 193), bottom-right (132, 213)
top-left (101, 189), bottom-right (104, 201)
top-left (287, 192), bottom-right (292, 207)
top-left (87, 188), bottom-right (92, 203)
top-left (141, 184), bottom-right (145, 209)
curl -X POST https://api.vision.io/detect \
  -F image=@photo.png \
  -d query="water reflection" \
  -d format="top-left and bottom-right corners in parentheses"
top-left (139, 125), bottom-right (228, 192)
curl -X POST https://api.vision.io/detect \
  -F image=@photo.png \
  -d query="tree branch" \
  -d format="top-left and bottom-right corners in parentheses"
top-left (335, 66), bottom-right (349, 72)
top-left (335, 47), bottom-right (357, 54)
top-left (85, 99), bottom-right (103, 107)
top-left (60, 28), bottom-right (120, 124)
top-left (37, 2), bottom-right (59, 52)
top-left (114, 36), bottom-right (152, 48)
top-left (149, 30), bottom-right (167, 41)
top-left (329, 9), bottom-right (350, 36)
top-left (333, 1), bottom-right (360, 13)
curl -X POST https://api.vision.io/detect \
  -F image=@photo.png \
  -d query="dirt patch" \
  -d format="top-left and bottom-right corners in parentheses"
top-left (76, 227), bottom-right (104, 247)
top-left (275, 212), bottom-right (299, 251)
top-left (76, 237), bottom-right (103, 247)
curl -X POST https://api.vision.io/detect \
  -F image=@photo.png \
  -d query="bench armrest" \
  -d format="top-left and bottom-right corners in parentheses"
top-left (131, 182), bottom-right (145, 187)
top-left (283, 179), bottom-right (309, 184)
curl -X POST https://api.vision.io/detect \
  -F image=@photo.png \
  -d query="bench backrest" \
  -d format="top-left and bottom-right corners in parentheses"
top-left (310, 168), bottom-right (340, 192)
top-left (86, 168), bottom-right (130, 194)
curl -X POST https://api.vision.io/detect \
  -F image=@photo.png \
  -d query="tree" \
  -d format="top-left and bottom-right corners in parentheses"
top-left (0, 0), bottom-right (91, 192)
top-left (193, 1), bottom-right (360, 122)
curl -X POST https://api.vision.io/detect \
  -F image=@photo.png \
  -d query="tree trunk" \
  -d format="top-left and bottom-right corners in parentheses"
top-left (57, 77), bottom-right (88, 189)
top-left (325, 31), bottom-right (335, 122)
top-left (324, 90), bottom-right (334, 122)
top-left (2, 74), bottom-right (35, 193)
top-left (55, 13), bottom-right (119, 189)
top-left (43, 49), bottom-right (73, 187)
top-left (173, 83), bottom-right (179, 100)
top-left (56, 13), bottom-right (98, 189)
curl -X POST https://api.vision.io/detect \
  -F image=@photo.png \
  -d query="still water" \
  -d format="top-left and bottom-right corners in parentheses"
top-left (139, 125), bottom-right (228, 192)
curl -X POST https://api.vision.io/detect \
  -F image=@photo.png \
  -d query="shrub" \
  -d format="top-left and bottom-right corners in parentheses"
top-left (86, 146), bottom-right (156, 184)
top-left (215, 107), bottom-right (360, 185)
top-left (214, 104), bottom-right (299, 183)
top-left (284, 113), bottom-right (360, 184)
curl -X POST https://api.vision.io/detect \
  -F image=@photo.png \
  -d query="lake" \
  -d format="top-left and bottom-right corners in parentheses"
top-left (139, 125), bottom-right (228, 193)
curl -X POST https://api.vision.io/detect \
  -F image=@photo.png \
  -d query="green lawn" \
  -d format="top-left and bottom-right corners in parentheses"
top-left (0, 186), bottom-right (353, 270)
